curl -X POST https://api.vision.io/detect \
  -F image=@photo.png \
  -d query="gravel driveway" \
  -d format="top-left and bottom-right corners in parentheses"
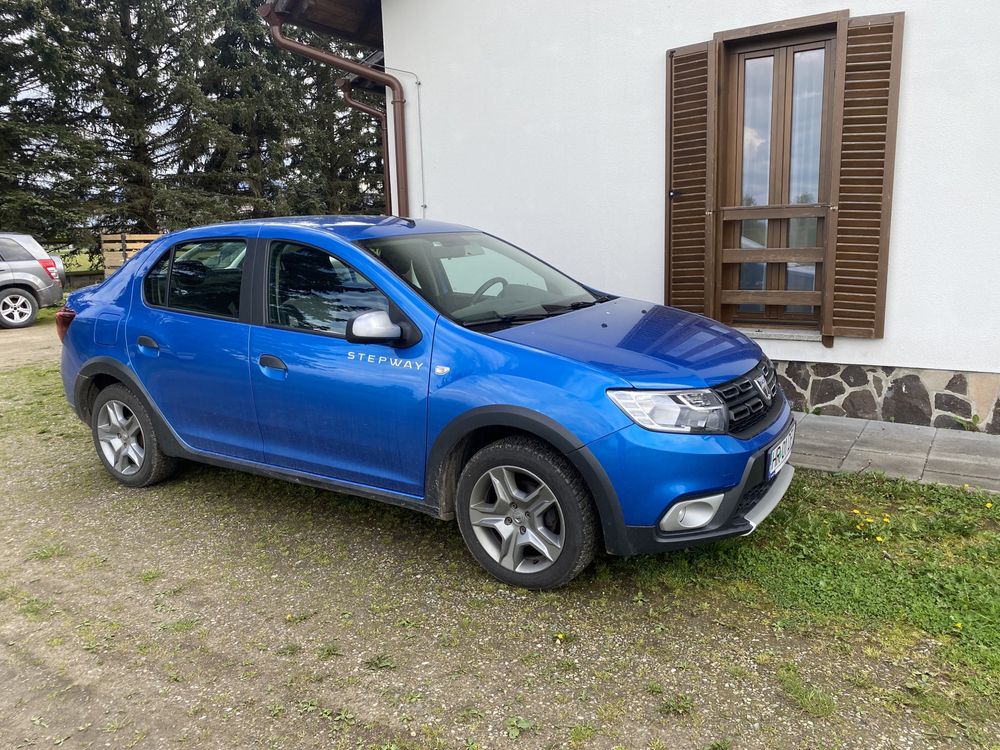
top-left (0, 342), bottom-right (995, 749)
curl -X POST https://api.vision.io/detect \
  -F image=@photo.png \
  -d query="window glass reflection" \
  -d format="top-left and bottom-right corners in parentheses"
top-left (741, 56), bottom-right (773, 207)
top-left (789, 49), bottom-right (825, 204)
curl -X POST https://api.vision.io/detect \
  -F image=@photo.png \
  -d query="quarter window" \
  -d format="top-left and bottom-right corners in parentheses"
top-left (0, 238), bottom-right (35, 262)
top-left (267, 241), bottom-right (388, 336)
top-left (143, 239), bottom-right (246, 319)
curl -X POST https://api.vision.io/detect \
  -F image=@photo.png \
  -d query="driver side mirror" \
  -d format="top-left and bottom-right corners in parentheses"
top-left (346, 310), bottom-right (417, 347)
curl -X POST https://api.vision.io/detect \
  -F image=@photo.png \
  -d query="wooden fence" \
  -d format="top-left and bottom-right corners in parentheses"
top-left (100, 233), bottom-right (162, 277)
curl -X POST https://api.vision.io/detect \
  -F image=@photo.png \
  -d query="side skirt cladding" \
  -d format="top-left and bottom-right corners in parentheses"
top-left (73, 357), bottom-right (441, 519)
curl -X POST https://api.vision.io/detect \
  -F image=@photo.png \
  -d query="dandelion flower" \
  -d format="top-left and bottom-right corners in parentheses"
top-left (875, 536), bottom-right (884, 542)
top-left (986, 502), bottom-right (994, 509)
top-left (852, 509), bottom-right (861, 515)
top-left (954, 622), bottom-right (963, 630)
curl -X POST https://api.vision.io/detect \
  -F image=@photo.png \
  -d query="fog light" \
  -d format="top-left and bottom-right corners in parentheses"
top-left (659, 493), bottom-right (725, 532)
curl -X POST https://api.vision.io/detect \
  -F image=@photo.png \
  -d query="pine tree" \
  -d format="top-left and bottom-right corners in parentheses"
top-left (0, 0), bottom-right (101, 248)
top-left (284, 55), bottom-right (386, 215)
top-left (0, 0), bottom-right (387, 246)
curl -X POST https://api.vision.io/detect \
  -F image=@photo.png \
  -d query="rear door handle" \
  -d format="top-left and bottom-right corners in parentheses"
top-left (136, 335), bottom-right (159, 355)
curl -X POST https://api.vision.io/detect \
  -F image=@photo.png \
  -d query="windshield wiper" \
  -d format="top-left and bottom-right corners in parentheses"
top-left (545, 295), bottom-right (614, 313)
top-left (462, 312), bottom-right (553, 329)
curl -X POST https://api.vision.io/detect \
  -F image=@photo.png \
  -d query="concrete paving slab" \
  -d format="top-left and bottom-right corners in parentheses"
top-left (928, 429), bottom-right (1000, 460)
top-left (921, 470), bottom-right (1000, 493)
top-left (923, 454), bottom-right (1000, 481)
top-left (853, 420), bottom-right (935, 457)
top-left (791, 413), bottom-right (866, 459)
top-left (840, 448), bottom-right (925, 481)
top-left (791, 453), bottom-right (844, 471)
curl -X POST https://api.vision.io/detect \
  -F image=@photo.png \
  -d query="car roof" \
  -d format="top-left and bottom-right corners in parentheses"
top-left (168, 216), bottom-right (478, 244)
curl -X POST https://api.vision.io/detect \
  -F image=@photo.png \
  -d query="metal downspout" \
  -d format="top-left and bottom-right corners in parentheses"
top-left (337, 79), bottom-right (392, 215)
top-left (257, 2), bottom-right (410, 216)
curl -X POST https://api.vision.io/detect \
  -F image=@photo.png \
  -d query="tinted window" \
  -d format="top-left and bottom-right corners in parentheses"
top-left (268, 242), bottom-right (388, 336)
top-left (0, 238), bottom-right (35, 262)
top-left (143, 240), bottom-right (246, 318)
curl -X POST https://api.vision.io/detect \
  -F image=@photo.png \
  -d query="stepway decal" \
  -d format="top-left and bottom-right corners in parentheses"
top-left (347, 352), bottom-right (425, 370)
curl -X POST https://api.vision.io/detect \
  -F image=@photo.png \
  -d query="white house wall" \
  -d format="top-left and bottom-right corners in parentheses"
top-left (380, 0), bottom-right (1000, 375)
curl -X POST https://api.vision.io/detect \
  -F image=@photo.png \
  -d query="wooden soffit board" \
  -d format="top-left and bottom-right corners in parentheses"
top-left (271, 0), bottom-right (383, 49)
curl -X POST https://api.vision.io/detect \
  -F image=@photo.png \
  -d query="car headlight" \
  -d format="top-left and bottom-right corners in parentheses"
top-left (607, 389), bottom-right (728, 434)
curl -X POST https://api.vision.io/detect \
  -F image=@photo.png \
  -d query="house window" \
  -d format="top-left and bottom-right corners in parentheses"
top-left (723, 33), bottom-right (835, 327)
top-left (665, 11), bottom-right (904, 343)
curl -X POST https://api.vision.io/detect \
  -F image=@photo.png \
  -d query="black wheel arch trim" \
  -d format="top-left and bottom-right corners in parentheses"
top-left (426, 405), bottom-right (631, 555)
top-left (75, 356), bottom-right (185, 456)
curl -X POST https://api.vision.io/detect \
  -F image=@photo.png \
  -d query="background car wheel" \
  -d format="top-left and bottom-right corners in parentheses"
top-left (455, 436), bottom-right (598, 589)
top-left (0, 289), bottom-right (38, 329)
top-left (91, 384), bottom-right (177, 488)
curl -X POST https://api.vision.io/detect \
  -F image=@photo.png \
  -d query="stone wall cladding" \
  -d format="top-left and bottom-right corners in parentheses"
top-left (774, 361), bottom-right (1000, 434)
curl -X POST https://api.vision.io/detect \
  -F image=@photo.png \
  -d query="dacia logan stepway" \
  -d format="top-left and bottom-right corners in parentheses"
top-left (59, 217), bottom-right (795, 589)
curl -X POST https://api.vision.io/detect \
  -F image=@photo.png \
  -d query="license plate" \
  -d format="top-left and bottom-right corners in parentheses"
top-left (767, 424), bottom-right (795, 479)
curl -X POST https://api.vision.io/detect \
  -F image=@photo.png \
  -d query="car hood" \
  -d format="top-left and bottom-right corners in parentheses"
top-left (492, 297), bottom-right (763, 389)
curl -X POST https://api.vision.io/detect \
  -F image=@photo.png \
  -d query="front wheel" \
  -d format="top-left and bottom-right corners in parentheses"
top-left (91, 384), bottom-right (177, 487)
top-left (455, 436), bottom-right (598, 589)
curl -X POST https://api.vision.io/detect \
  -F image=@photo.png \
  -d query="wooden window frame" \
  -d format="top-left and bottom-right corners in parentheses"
top-left (665, 9), bottom-right (904, 344)
top-left (718, 32), bottom-right (837, 329)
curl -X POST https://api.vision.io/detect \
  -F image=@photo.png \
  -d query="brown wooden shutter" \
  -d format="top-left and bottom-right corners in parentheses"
top-left (665, 41), bottom-right (717, 314)
top-left (823, 13), bottom-right (904, 338)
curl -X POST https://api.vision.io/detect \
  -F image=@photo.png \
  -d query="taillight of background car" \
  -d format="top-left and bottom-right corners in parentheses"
top-left (38, 258), bottom-right (60, 283)
top-left (55, 306), bottom-right (76, 342)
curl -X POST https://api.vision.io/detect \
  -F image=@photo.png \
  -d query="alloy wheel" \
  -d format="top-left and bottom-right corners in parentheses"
top-left (96, 400), bottom-right (145, 476)
top-left (468, 465), bottom-right (565, 574)
top-left (0, 294), bottom-right (33, 324)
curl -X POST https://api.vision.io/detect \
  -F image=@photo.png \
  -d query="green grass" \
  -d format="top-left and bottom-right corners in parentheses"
top-left (316, 642), bottom-right (341, 660)
top-left (658, 693), bottom-right (694, 716)
top-left (138, 569), bottom-right (164, 583)
top-left (27, 541), bottom-right (67, 560)
top-left (160, 617), bottom-right (199, 633)
top-left (775, 663), bottom-right (836, 717)
top-left (602, 470), bottom-right (1000, 705)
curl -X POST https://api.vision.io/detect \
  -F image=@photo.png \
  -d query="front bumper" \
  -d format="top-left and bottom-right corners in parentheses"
top-left (587, 403), bottom-right (796, 555)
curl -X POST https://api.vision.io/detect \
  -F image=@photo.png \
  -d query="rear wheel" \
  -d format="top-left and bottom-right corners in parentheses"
top-left (455, 436), bottom-right (598, 589)
top-left (91, 384), bottom-right (176, 487)
top-left (0, 289), bottom-right (38, 329)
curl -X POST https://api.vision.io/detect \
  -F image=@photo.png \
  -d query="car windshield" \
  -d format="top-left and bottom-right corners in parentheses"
top-left (359, 232), bottom-right (603, 328)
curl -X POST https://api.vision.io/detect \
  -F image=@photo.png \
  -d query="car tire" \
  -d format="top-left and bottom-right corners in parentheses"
top-left (0, 289), bottom-right (38, 329)
top-left (455, 436), bottom-right (598, 589)
top-left (91, 384), bottom-right (177, 488)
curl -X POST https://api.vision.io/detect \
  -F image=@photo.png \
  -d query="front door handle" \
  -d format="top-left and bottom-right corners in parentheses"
top-left (258, 354), bottom-right (288, 381)
top-left (259, 354), bottom-right (287, 371)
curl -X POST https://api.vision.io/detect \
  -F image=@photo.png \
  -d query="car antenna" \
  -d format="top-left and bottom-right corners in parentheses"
top-left (378, 215), bottom-right (416, 229)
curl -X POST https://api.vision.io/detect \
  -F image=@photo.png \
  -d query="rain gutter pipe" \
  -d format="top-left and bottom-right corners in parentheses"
top-left (257, 2), bottom-right (410, 216)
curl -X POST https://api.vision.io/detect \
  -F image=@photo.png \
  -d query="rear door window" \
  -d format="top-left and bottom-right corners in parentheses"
top-left (143, 239), bottom-right (246, 319)
top-left (267, 241), bottom-right (388, 336)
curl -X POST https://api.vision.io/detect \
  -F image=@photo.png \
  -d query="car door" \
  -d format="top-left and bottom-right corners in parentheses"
top-left (125, 230), bottom-right (262, 461)
top-left (248, 234), bottom-right (432, 497)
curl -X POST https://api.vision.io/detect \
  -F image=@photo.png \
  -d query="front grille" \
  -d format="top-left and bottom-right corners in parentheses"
top-left (713, 359), bottom-right (780, 435)
top-left (733, 476), bottom-right (775, 518)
